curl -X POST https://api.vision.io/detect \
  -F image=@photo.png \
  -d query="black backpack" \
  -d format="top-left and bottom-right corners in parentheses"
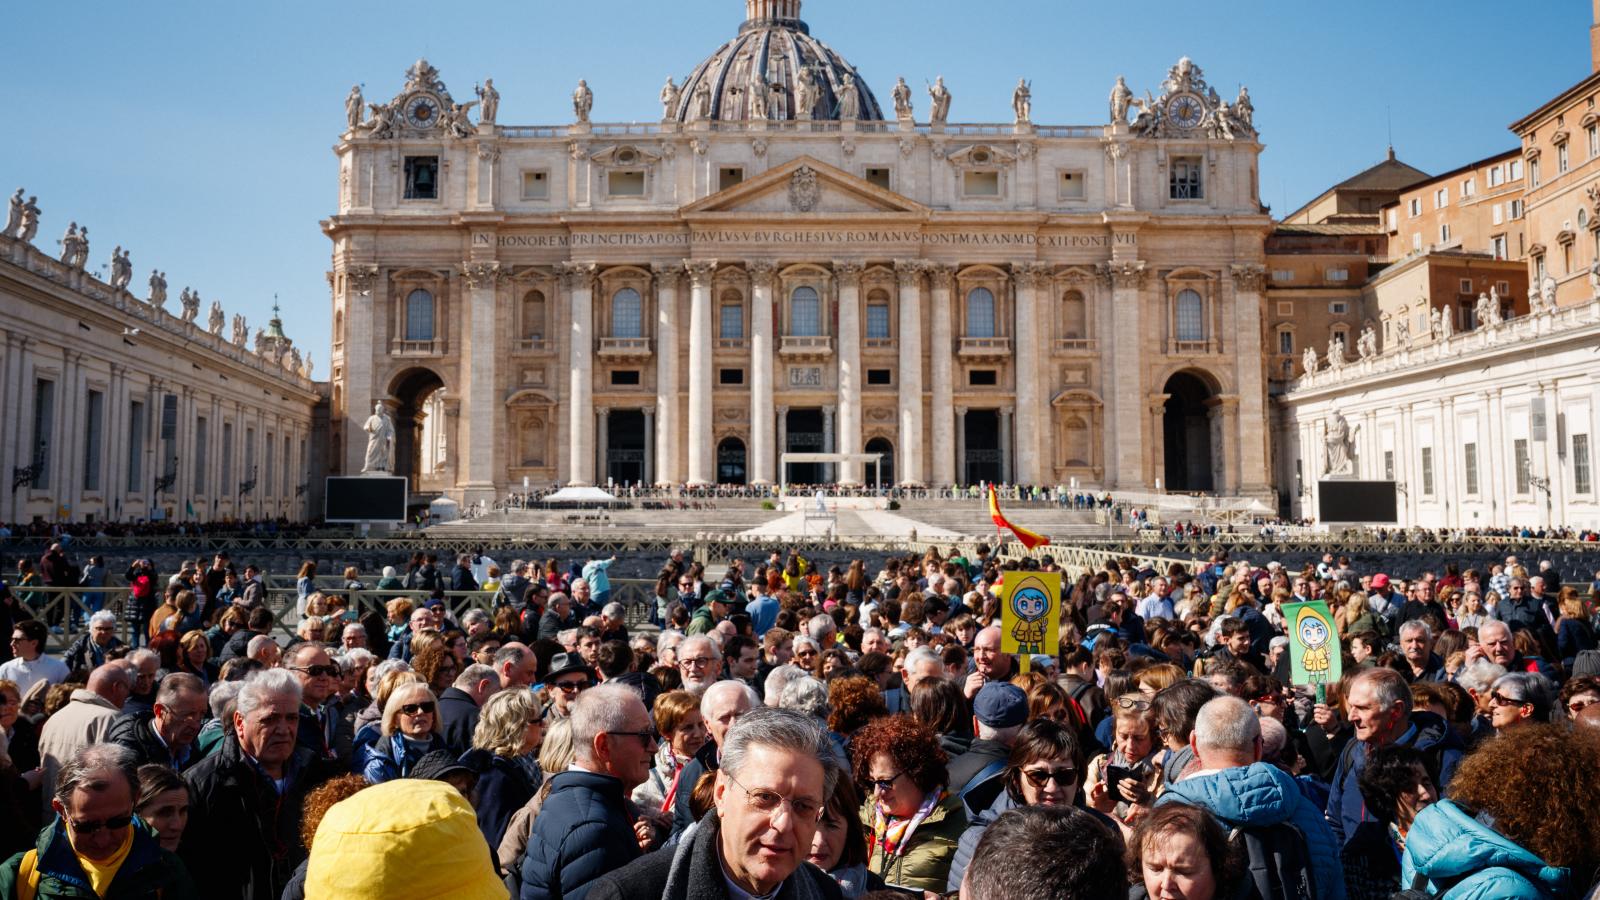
top-left (1229, 821), bottom-right (1317, 900)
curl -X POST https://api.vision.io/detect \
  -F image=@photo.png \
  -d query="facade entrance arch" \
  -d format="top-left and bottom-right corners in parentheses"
top-left (1161, 370), bottom-right (1218, 493)
top-left (717, 436), bottom-right (747, 485)
top-left (387, 367), bottom-right (446, 490)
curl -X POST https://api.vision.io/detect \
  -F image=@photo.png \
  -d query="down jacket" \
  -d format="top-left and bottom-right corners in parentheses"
top-left (1400, 799), bottom-right (1571, 899)
top-left (518, 769), bottom-right (641, 900)
top-left (1159, 762), bottom-right (1346, 900)
top-left (0, 818), bottom-right (198, 900)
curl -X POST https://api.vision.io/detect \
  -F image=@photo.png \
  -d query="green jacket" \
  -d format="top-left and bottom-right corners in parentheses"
top-left (861, 792), bottom-right (967, 893)
top-left (685, 605), bottom-right (717, 636)
top-left (0, 818), bottom-right (198, 900)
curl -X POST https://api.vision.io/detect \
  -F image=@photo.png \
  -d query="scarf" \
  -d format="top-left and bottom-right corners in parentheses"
top-left (868, 789), bottom-right (945, 862)
top-left (662, 813), bottom-right (828, 900)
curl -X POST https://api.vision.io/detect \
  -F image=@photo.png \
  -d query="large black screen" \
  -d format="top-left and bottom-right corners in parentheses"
top-left (325, 476), bottom-right (408, 522)
top-left (1317, 480), bottom-right (1398, 524)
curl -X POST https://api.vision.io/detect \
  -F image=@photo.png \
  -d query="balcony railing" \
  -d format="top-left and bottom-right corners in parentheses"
top-left (391, 339), bottom-right (444, 355)
top-left (958, 336), bottom-right (1012, 359)
top-left (1054, 338), bottom-right (1096, 353)
top-left (779, 335), bottom-right (834, 357)
top-left (863, 337), bottom-right (895, 350)
top-left (1169, 338), bottom-right (1219, 355)
top-left (516, 338), bottom-right (553, 353)
top-left (717, 337), bottom-right (750, 351)
top-left (597, 337), bottom-right (653, 359)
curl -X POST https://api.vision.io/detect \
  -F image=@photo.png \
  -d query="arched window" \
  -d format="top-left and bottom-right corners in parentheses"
top-left (966, 287), bottom-right (997, 338)
top-left (1175, 289), bottom-right (1204, 341)
top-left (1061, 290), bottom-right (1086, 339)
top-left (719, 289), bottom-right (744, 339)
top-left (405, 289), bottom-right (434, 341)
top-left (790, 286), bottom-right (821, 336)
top-left (522, 290), bottom-right (546, 340)
top-left (611, 288), bottom-right (643, 338)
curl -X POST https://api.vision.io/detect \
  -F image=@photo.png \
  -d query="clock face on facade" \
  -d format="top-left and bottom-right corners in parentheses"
top-left (1166, 93), bottom-right (1205, 129)
top-left (404, 95), bottom-right (441, 128)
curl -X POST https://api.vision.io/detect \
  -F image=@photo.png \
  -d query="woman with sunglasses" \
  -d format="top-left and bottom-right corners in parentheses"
top-left (1085, 693), bottom-right (1163, 830)
top-left (850, 715), bottom-right (967, 894)
top-left (357, 682), bottom-right (448, 783)
top-left (944, 719), bottom-right (1119, 893)
top-left (1560, 674), bottom-right (1600, 722)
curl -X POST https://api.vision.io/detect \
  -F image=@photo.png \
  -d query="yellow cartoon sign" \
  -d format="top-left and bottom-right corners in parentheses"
top-left (1000, 570), bottom-right (1060, 664)
top-left (1284, 600), bottom-right (1342, 688)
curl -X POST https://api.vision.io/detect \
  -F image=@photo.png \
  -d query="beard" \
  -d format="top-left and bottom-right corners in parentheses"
top-left (682, 673), bottom-right (717, 696)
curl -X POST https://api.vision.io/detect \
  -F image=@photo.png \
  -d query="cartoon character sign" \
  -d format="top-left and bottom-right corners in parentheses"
top-left (1284, 600), bottom-right (1342, 688)
top-left (1000, 571), bottom-right (1060, 664)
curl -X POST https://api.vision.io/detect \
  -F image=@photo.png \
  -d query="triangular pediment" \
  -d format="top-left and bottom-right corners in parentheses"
top-left (681, 156), bottom-right (928, 217)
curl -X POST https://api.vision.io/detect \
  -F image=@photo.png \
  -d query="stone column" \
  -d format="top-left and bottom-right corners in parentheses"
top-left (642, 407), bottom-right (656, 486)
top-left (1229, 264), bottom-right (1270, 495)
top-left (823, 405), bottom-right (836, 482)
top-left (1214, 395), bottom-right (1240, 494)
top-left (1147, 394), bottom-right (1171, 490)
top-left (685, 259), bottom-right (718, 485)
top-left (894, 259), bottom-right (926, 485)
top-left (1014, 264), bottom-right (1050, 485)
top-left (596, 407), bottom-right (610, 486)
top-left (776, 405), bottom-right (789, 485)
top-left (955, 406), bottom-right (968, 486)
top-left (928, 264), bottom-right (956, 485)
top-left (833, 262), bottom-right (863, 484)
top-left (652, 263), bottom-right (683, 485)
top-left (560, 262), bottom-right (597, 485)
top-left (748, 260), bottom-right (777, 485)
top-left (999, 407), bottom-right (1014, 484)
top-left (1101, 260), bottom-right (1146, 488)
top-left (459, 261), bottom-right (502, 503)
top-left (340, 267), bottom-right (379, 477)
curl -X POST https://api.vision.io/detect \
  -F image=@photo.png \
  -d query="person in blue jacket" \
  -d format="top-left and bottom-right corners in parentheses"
top-left (357, 683), bottom-right (449, 783)
top-left (1158, 695), bottom-right (1345, 900)
top-left (1402, 723), bottom-right (1600, 899)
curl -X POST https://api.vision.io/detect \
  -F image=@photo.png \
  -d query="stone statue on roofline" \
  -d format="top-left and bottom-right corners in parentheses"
top-left (660, 77), bottom-right (680, 120)
top-left (573, 79), bottom-right (593, 123)
top-left (891, 76), bottom-right (912, 121)
top-left (1301, 346), bottom-right (1318, 374)
top-left (1109, 76), bottom-right (1132, 124)
top-left (476, 78), bottom-right (499, 123)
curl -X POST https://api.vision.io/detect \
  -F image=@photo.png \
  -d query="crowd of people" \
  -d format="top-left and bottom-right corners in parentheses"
top-left (0, 541), bottom-right (1598, 898)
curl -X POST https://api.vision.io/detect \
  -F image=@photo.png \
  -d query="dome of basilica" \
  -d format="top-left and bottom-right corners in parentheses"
top-left (669, 0), bottom-right (884, 123)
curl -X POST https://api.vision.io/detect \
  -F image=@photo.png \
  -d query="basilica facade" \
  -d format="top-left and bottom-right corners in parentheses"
top-left (326, 0), bottom-right (1273, 505)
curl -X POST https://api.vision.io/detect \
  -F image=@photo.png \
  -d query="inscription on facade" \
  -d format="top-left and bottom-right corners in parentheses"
top-left (488, 230), bottom-right (1137, 250)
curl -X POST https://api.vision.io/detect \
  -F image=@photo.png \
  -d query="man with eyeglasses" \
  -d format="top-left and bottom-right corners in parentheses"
top-left (676, 635), bottom-right (723, 697)
top-left (591, 708), bottom-right (842, 900)
top-left (283, 642), bottom-right (355, 764)
top-left (105, 672), bottom-right (207, 771)
top-left (671, 680), bottom-right (759, 840)
top-left (519, 683), bottom-right (656, 900)
top-left (0, 744), bottom-right (199, 898)
top-left (543, 652), bottom-right (596, 720)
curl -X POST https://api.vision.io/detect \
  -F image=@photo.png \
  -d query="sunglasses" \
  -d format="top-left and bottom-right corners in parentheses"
top-left (606, 729), bottom-right (660, 745)
top-left (400, 702), bottom-right (436, 716)
top-left (292, 665), bottom-right (340, 678)
top-left (867, 770), bottom-right (905, 794)
top-left (1488, 692), bottom-right (1527, 709)
top-left (70, 815), bottom-right (133, 835)
top-left (552, 680), bottom-right (590, 693)
top-left (1021, 768), bottom-right (1079, 788)
top-left (1569, 697), bottom-right (1600, 715)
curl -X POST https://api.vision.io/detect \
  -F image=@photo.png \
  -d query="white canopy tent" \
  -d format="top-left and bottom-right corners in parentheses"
top-left (540, 485), bottom-right (622, 506)
top-left (778, 452), bottom-right (886, 487)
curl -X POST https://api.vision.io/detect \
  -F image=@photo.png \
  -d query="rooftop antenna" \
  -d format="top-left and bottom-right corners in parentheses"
top-left (1386, 105), bottom-right (1394, 159)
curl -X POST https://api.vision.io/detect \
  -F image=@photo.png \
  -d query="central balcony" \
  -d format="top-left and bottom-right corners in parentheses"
top-left (957, 336), bottom-right (1012, 360)
top-left (779, 335), bottom-right (834, 359)
top-left (597, 336), bottom-right (653, 361)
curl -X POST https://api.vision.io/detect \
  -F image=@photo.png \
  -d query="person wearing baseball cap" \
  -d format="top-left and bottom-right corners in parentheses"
top-left (947, 682), bottom-right (1029, 796)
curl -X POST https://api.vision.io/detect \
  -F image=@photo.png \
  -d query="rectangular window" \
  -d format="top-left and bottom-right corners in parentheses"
top-left (160, 395), bottom-right (177, 485)
top-left (1509, 159), bottom-right (1523, 180)
top-left (127, 400), bottom-right (145, 492)
top-left (1278, 331), bottom-right (1293, 354)
top-left (1408, 198), bottom-right (1421, 217)
top-left (245, 427), bottom-right (255, 489)
top-left (718, 368), bottom-right (744, 386)
top-left (1492, 203), bottom-right (1504, 225)
top-left (264, 433), bottom-right (274, 497)
top-left (963, 170), bottom-right (1000, 197)
top-left (1515, 438), bottom-right (1531, 493)
top-left (521, 170), bottom-right (549, 200)
top-left (1459, 278), bottom-right (1473, 294)
top-left (1488, 166), bottom-right (1504, 187)
top-left (1558, 143), bottom-right (1569, 173)
top-left (1576, 433), bottom-right (1593, 494)
top-left (1511, 198), bottom-right (1524, 218)
top-left (608, 170), bottom-right (646, 196)
top-left (1330, 301), bottom-right (1348, 315)
top-left (1386, 209), bottom-right (1397, 230)
top-left (403, 156), bottom-right (438, 200)
top-left (1530, 159), bottom-right (1540, 187)
top-left (1497, 280), bottom-right (1510, 295)
top-left (1464, 442), bottom-right (1479, 494)
top-left (30, 379), bottom-right (55, 490)
top-left (719, 303), bottom-right (743, 339)
top-left (1440, 223), bottom-right (1451, 243)
top-left (1383, 450), bottom-right (1395, 481)
top-left (1461, 177), bottom-right (1475, 197)
top-left (1412, 233), bottom-right (1422, 251)
top-left (1589, 126), bottom-right (1598, 158)
top-left (1169, 157), bottom-right (1203, 200)
top-left (718, 167), bottom-right (744, 191)
top-left (866, 303), bottom-right (891, 340)
top-left (1271, 270), bottom-right (1295, 283)
top-left (222, 422), bottom-right (233, 490)
top-left (609, 370), bottom-right (641, 386)
top-left (1420, 447), bottom-right (1435, 496)
top-left (1057, 170), bottom-right (1086, 200)
top-left (867, 368), bottom-right (892, 385)
top-left (968, 370), bottom-right (998, 386)
top-left (82, 389), bottom-right (103, 492)
top-left (1435, 187), bottom-right (1448, 208)
top-left (865, 167), bottom-right (892, 190)
top-left (194, 416), bottom-right (208, 495)
top-left (1326, 268), bottom-right (1348, 282)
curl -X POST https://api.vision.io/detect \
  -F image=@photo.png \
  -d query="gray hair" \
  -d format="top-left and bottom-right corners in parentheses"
top-left (88, 610), bottom-right (117, 629)
top-left (342, 622), bottom-right (367, 640)
top-left (702, 679), bottom-right (760, 718)
top-left (903, 647), bottom-right (942, 676)
top-left (806, 614), bottom-right (835, 643)
top-left (556, 628), bottom-right (579, 648)
top-left (55, 743), bottom-right (138, 807)
top-left (461, 609), bottom-right (491, 630)
top-left (1352, 667), bottom-right (1412, 716)
top-left (602, 601), bottom-right (625, 620)
top-left (340, 647), bottom-right (377, 668)
top-left (720, 707), bottom-right (840, 797)
top-left (861, 626), bottom-right (887, 644)
top-left (246, 634), bottom-right (278, 659)
top-left (656, 629), bottom-right (685, 658)
top-left (1479, 619), bottom-right (1513, 643)
top-left (1258, 716), bottom-right (1287, 761)
top-left (126, 647), bottom-right (159, 669)
top-left (763, 664), bottom-right (806, 707)
top-left (208, 681), bottom-right (242, 722)
top-left (975, 721), bottom-right (1024, 743)
top-left (455, 663), bottom-right (500, 691)
top-left (777, 675), bottom-right (831, 721)
top-left (155, 672), bottom-right (205, 707)
top-left (1492, 671), bottom-right (1557, 720)
top-left (368, 658), bottom-right (410, 693)
top-left (236, 668), bottom-right (302, 719)
top-left (571, 683), bottom-right (645, 765)
top-left (791, 635), bottom-right (820, 656)
top-left (680, 634), bottom-right (721, 662)
top-left (1193, 696), bottom-right (1262, 753)
top-left (1398, 620), bottom-right (1432, 642)
top-left (282, 641), bottom-right (330, 668)
top-left (1456, 658), bottom-right (1507, 695)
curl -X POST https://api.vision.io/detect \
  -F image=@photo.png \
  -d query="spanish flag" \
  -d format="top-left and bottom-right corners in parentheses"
top-left (987, 484), bottom-right (1050, 550)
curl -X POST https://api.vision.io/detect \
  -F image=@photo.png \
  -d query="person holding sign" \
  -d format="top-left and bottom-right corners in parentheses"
top-left (998, 571), bottom-right (1059, 673)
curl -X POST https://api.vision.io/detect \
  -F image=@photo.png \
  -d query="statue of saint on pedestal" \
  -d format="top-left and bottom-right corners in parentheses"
top-left (1012, 78), bottom-right (1031, 124)
top-left (573, 79), bottom-right (593, 123)
top-left (1324, 411), bottom-right (1355, 477)
top-left (363, 403), bottom-right (396, 474)
top-left (476, 78), bottom-right (499, 124)
top-left (927, 76), bottom-right (951, 124)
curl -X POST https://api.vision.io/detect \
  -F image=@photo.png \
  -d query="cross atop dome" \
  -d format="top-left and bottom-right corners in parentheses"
top-left (742, 0), bottom-right (806, 33)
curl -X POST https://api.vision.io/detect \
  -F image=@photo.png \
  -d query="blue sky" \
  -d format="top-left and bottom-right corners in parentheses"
top-left (4, 0), bottom-right (1591, 364)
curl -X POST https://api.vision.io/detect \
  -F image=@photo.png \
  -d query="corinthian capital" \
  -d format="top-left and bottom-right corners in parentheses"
top-left (342, 265), bottom-right (380, 293)
top-left (555, 260), bottom-right (597, 290)
top-left (747, 259), bottom-right (778, 287)
top-left (894, 258), bottom-right (927, 287)
top-left (1015, 262), bottom-right (1055, 288)
top-left (1230, 263), bottom-right (1267, 292)
top-left (925, 263), bottom-right (955, 289)
top-left (458, 261), bottom-right (502, 289)
top-left (1098, 259), bottom-right (1147, 289)
top-left (684, 259), bottom-right (719, 287)
top-left (831, 260), bottom-right (863, 287)
top-left (651, 261), bottom-right (685, 287)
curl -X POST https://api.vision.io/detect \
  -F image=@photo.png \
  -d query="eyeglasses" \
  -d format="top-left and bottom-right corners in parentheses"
top-left (1021, 767), bottom-right (1079, 788)
top-left (1115, 696), bottom-right (1152, 711)
top-left (399, 702), bottom-right (436, 716)
top-left (606, 729), bottom-right (660, 746)
top-left (69, 814), bottom-right (133, 835)
top-left (291, 664), bottom-right (340, 678)
top-left (866, 770), bottom-right (905, 794)
top-left (1488, 692), bottom-right (1527, 709)
top-left (552, 680), bottom-right (590, 693)
top-left (795, 649), bottom-right (818, 659)
top-left (678, 657), bottom-right (716, 668)
top-left (723, 769), bottom-right (824, 822)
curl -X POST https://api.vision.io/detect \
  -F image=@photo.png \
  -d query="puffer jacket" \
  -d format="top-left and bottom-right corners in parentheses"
top-left (0, 818), bottom-right (198, 899)
top-left (1400, 799), bottom-right (1571, 899)
top-left (1325, 711), bottom-right (1464, 847)
top-left (1159, 762), bottom-right (1346, 900)
top-left (518, 769), bottom-right (641, 900)
top-left (859, 792), bottom-right (967, 894)
top-left (356, 732), bottom-right (447, 783)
